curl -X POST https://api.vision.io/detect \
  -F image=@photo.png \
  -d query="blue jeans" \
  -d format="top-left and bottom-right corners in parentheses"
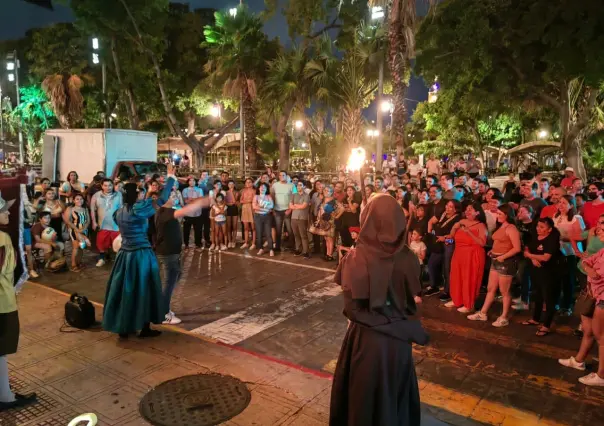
top-left (157, 254), bottom-right (181, 314)
top-left (274, 210), bottom-right (293, 250)
top-left (254, 214), bottom-right (273, 250)
top-left (427, 243), bottom-right (455, 292)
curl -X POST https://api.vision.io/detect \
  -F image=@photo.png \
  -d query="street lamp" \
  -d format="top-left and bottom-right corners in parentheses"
top-left (538, 129), bottom-right (548, 139)
top-left (294, 120), bottom-right (303, 130)
top-left (371, 6), bottom-right (385, 20)
top-left (229, 7), bottom-right (237, 17)
top-left (5, 51), bottom-right (23, 163)
top-left (428, 77), bottom-right (440, 103)
top-left (367, 129), bottom-right (379, 138)
top-left (91, 37), bottom-right (108, 127)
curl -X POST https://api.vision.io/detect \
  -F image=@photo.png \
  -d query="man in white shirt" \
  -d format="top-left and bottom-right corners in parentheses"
top-left (25, 165), bottom-right (38, 199)
top-left (182, 177), bottom-right (204, 250)
top-left (425, 153), bottom-right (441, 176)
top-left (271, 171), bottom-right (294, 251)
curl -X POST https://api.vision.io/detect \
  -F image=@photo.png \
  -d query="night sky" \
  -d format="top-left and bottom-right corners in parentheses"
top-left (1, 0), bottom-right (428, 117)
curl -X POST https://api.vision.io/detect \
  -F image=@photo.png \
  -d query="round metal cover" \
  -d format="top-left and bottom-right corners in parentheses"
top-left (139, 373), bottom-right (251, 426)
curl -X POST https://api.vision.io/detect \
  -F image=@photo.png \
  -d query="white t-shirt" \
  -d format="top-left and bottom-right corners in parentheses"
top-left (410, 241), bottom-right (427, 264)
top-left (27, 169), bottom-right (38, 185)
top-left (408, 163), bottom-right (423, 177)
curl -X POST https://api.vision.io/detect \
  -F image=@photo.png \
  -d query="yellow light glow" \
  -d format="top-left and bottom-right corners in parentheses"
top-left (210, 105), bottom-right (220, 117)
top-left (347, 147), bottom-right (366, 172)
top-left (295, 120), bottom-right (304, 129)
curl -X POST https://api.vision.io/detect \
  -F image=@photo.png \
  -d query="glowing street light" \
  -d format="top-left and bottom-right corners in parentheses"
top-left (7, 74), bottom-right (14, 82)
top-left (92, 37), bottom-right (99, 50)
top-left (6, 62), bottom-right (14, 71)
top-left (367, 129), bottom-right (379, 138)
top-left (381, 100), bottom-right (393, 113)
top-left (428, 77), bottom-right (440, 103)
top-left (538, 129), bottom-right (549, 139)
top-left (210, 105), bottom-right (221, 118)
top-left (371, 6), bottom-right (385, 21)
top-left (294, 120), bottom-right (304, 130)
top-left (229, 8), bottom-right (237, 17)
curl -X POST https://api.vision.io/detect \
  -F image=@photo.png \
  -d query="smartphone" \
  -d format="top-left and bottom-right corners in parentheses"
top-left (445, 238), bottom-right (454, 245)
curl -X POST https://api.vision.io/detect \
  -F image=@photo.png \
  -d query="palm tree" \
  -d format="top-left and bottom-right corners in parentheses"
top-left (203, 5), bottom-right (270, 169)
top-left (306, 28), bottom-right (380, 150)
top-left (369, 0), bottom-right (433, 154)
top-left (261, 46), bottom-right (314, 170)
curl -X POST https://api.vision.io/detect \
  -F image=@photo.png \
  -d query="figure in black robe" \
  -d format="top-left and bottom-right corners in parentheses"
top-left (330, 193), bottom-right (429, 426)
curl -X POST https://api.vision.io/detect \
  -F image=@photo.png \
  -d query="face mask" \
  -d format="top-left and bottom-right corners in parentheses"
top-left (588, 192), bottom-right (599, 200)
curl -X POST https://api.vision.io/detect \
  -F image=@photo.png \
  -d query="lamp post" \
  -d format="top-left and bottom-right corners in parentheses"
top-left (371, 6), bottom-right (386, 172)
top-left (6, 51), bottom-right (23, 164)
top-left (91, 37), bottom-right (109, 128)
top-left (381, 99), bottom-right (394, 153)
top-left (0, 85), bottom-right (4, 166)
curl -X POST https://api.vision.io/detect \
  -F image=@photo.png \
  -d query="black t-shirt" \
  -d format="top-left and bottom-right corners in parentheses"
top-left (516, 220), bottom-right (537, 246)
top-left (155, 207), bottom-right (182, 255)
top-left (426, 199), bottom-right (446, 221)
top-left (341, 192), bottom-right (362, 227)
top-left (526, 230), bottom-right (560, 268)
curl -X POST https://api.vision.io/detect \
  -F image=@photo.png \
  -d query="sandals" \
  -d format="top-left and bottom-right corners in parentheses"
top-left (522, 320), bottom-right (540, 326)
top-left (536, 326), bottom-right (550, 337)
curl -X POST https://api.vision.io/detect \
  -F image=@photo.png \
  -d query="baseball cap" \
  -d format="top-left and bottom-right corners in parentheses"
top-left (565, 167), bottom-right (574, 173)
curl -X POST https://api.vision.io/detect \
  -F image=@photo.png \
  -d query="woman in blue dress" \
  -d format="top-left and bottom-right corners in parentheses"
top-left (102, 170), bottom-right (176, 338)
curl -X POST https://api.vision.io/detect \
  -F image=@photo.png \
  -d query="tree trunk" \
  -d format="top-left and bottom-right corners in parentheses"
top-left (110, 36), bottom-right (139, 130)
top-left (563, 127), bottom-right (592, 182)
top-left (185, 110), bottom-right (197, 136)
top-left (241, 86), bottom-right (259, 170)
top-left (278, 130), bottom-right (291, 171)
top-left (342, 107), bottom-right (364, 150)
top-left (389, 1), bottom-right (411, 156)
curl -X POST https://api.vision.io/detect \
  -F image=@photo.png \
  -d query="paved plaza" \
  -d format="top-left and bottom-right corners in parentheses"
top-left (4, 247), bottom-right (604, 425)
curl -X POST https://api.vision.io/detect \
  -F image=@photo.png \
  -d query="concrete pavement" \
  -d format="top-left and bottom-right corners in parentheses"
top-left (19, 245), bottom-right (604, 425)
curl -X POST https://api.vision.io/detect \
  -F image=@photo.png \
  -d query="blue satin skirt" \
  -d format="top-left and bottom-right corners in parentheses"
top-left (102, 248), bottom-right (165, 334)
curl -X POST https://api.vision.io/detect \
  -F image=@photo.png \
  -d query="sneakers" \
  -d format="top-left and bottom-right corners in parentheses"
top-left (209, 244), bottom-right (216, 251)
top-left (512, 297), bottom-right (522, 304)
top-left (444, 301), bottom-right (456, 308)
top-left (457, 306), bottom-right (471, 313)
top-left (96, 259), bottom-right (105, 267)
top-left (468, 312), bottom-right (488, 322)
top-left (240, 243), bottom-right (249, 249)
top-left (29, 269), bottom-right (39, 278)
top-left (579, 373), bottom-right (604, 386)
top-left (220, 244), bottom-right (228, 251)
top-left (303, 253), bottom-right (310, 259)
top-left (439, 293), bottom-right (452, 302)
top-left (512, 301), bottom-right (529, 311)
top-left (269, 250), bottom-right (275, 257)
top-left (250, 244), bottom-right (256, 250)
top-left (162, 312), bottom-right (182, 325)
top-left (257, 249), bottom-right (264, 256)
top-left (558, 356), bottom-right (586, 371)
top-left (492, 316), bottom-right (509, 328)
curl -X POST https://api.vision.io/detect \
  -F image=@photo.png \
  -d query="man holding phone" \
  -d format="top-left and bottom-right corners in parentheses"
top-left (90, 179), bottom-right (123, 267)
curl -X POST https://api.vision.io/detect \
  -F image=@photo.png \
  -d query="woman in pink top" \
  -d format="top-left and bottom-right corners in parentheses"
top-left (562, 228), bottom-right (604, 387)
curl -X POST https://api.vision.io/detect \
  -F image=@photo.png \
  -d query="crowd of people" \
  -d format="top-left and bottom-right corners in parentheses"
top-left (19, 154), bottom-right (604, 387)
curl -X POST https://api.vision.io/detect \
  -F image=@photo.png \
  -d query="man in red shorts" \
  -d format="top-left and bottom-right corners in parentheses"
top-left (90, 179), bottom-right (123, 267)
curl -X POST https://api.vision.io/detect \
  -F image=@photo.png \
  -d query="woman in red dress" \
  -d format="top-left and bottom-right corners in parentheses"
top-left (446, 202), bottom-right (488, 313)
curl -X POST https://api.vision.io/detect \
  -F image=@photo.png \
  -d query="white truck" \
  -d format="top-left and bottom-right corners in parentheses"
top-left (42, 129), bottom-right (163, 183)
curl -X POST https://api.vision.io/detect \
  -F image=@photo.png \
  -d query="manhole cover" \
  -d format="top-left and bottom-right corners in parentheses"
top-left (139, 373), bottom-right (251, 426)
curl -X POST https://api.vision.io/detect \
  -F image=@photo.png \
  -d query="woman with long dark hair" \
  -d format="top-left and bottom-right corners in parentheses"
top-left (446, 202), bottom-right (488, 313)
top-left (468, 203), bottom-right (521, 327)
top-left (523, 217), bottom-right (561, 336)
top-left (553, 195), bottom-right (585, 314)
top-left (103, 166), bottom-right (178, 338)
top-left (330, 194), bottom-right (428, 425)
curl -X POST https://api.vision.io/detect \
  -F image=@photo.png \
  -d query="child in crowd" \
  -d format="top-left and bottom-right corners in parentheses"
top-left (31, 211), bottom-right (64, 267)
top-left (409, 229), bottom-right (427, 305)
top-left (339, 226), bottom-right (359, 258)
top-left (211, 193), bottom-right (228, 251)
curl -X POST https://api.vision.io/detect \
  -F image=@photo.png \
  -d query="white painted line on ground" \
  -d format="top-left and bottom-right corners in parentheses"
top-left (217, 250), bottom-right (336, 273)
top-left (189, 275), bottom-right (340, 345)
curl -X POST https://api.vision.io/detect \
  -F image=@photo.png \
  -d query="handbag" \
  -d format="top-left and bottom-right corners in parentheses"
top-left (65, 293), bottom-right (96, 329)
top-left (574, 288), bottom-right (596, 318)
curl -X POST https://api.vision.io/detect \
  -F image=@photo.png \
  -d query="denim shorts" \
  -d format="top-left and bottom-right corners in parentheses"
top-left (491, 256), bottom-right (518, 276)
top-left (23, 228), bottom-right (32, 246)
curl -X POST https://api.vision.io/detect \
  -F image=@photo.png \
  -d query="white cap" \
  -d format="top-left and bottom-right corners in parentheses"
top-left (564, 167), bottom-right (574, 173)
